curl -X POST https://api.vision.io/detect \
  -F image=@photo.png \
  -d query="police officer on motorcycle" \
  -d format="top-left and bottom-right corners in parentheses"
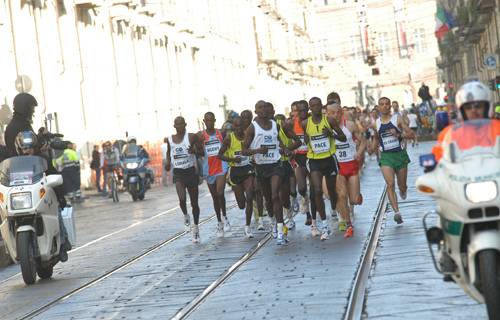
top-left (122, 136), bottom-right (154, 189)
top-left (14, 131), bottom-right (72, 262)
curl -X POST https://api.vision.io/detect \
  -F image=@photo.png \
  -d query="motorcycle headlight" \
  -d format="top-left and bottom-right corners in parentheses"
top-left (10, 192), bottom-right (32, 210)
top-left (126, 162), bottom-right (138, 169)
top-left (465, 181), bottom-right (498, 203)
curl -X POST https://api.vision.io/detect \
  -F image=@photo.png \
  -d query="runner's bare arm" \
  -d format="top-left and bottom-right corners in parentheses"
top-left (301, 119), bottom-right (310, 144)
top-left (242, 124), bottom-right (266, 156)
top-left (165, 139), bottom-right (171, 171)
top-left (189, 133), bottom-right (204, 157)
top-left (282, 121), bottom-right (301, 151)
top-left (352, 122), bottom-right (366, 160)
top-left (218, 135), bottom-right (240, 163)
top-left (398, 116), bottom-right (415, 139)
top-left (326, 116), bottom-right (347, 142)
top-left (371, 123), bottom-right (379, 151)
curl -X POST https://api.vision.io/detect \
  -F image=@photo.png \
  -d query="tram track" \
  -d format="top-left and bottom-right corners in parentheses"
top-left (344, 186), bottom-right (388, 320)
top-left (20, 202), bottom-right (239, 320)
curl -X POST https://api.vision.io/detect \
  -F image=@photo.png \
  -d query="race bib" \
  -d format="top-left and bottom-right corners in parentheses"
top-left (205, 139), bottom-right (221, 157)
top-left (381, 132), bottom-right (400, 151)
top-left (261, 144), bottom-right (277, 160)
top-left (310, 134), bottom-right (330, 154)
top-left (234, 151), bottom-right (250, 166)
top-left (336, 143), bottom-right (354, 162)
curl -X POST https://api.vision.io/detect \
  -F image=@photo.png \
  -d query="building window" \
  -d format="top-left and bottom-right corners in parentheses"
top-left (378, 32), bottom-right (390, 58)
top-left (414, 28), bottom-right (427, 54)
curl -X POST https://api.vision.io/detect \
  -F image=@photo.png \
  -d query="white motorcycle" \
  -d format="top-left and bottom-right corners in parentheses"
top-left (0, 155), bottom-right (76, 285)
top-left (416, 119), bottom-right (500, 319)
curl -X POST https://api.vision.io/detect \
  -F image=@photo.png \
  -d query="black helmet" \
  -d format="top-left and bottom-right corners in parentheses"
top-left (13, 93), bottom-right (37, 117)
top-left (15, 131), bottom-right (37, 155)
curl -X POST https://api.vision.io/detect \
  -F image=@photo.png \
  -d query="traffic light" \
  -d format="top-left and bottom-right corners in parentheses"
top-left (372, 67), bottom-right (380, 75)
top-left (367, 55), bottom-right (376, 66)
top-left (496, 75), bottom-right (500, 90)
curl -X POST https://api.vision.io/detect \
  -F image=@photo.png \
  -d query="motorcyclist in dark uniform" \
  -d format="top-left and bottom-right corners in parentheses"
top-left (4, 93), bottom-right (38, 156)
top-left (122, 137), bottom-right (154, 190)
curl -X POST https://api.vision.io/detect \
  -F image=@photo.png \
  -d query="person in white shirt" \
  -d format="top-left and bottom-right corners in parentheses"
top-left (161, 137), bottom-right (169, 186)
top-left (406, 110), bottom-right (419, 147)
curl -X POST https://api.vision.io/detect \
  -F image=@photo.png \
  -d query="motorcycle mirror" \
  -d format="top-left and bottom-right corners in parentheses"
top-left (426, 226), bottom-right (444, 245)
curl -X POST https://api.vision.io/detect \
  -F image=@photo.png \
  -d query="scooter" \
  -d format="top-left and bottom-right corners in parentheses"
top-left (121, 145), bottom-right (153, 201)
top-left (0, 155), bottom-right (76, 285)
top-left (416, 119), bottom-right (500, 319)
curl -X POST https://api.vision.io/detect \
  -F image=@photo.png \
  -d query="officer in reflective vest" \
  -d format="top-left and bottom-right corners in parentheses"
top-left (55, 142), bottom-right (82, 201)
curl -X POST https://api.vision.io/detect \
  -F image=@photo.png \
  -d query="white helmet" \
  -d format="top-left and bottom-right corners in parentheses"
top-left (127, 136), bottom-right (137, 144)
top-left (455, 80), bottom-right (492, 120)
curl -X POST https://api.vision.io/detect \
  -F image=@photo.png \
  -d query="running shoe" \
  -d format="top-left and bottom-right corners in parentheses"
top-left (183, 214), bottom-right (191, 232)
top-left (299, 196), bottom-right (309, 214)
top-left (192, 225), bottom-right (200, 243)
top-left (244, 226), bottom-right (254, 238)
top-left (399, 190), bottom-right (407, 200)
top-left (216, 222), bottom-right (224, 238)
top-left (338, 220), bottom-right (347, 232)
top-left (271, 217), bottom-right (278, 238)
top-left (311, 225), bottom-right (320, 237)
top-left (320, 225), bottom-right (331, 241)
top-left (292, 197), bottom-right (299, 213)
top-left (286, 217), bottom-right (296, 230)
top-left (257, 218), bottom-right (265, 231)
top-left (223, 217), bottom-right (231, 232)
top-left (394, 213), bottom-right (404, 224)
top-left (344, 225), bottom-right (354, 238)
top-left (276, 233), bottom-right (288, 245)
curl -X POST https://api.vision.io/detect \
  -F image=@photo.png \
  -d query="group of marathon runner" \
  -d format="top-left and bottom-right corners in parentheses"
top-left (165, 91), bottom-right (416, 245)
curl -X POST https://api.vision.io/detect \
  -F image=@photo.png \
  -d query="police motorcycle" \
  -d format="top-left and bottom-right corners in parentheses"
top-left (121, 143), bottom-right (153, 201)
top-left (0, 132), bottom-right (76, 285)
top-left (417, 119), bottom-right (500, 319)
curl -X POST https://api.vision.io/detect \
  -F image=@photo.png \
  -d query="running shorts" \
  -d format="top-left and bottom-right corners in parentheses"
top-left (227, 165), bottom-right (254, 186)
top-left (255, 162), bottom-right (285, 183)
top-left (173, 166), bottom-right (198, 188)
top-left (338, 159), bottom-right (360, 179)
top-left (306, 155), bottom-right (338, 176)
top-left (379, 150), bottom-right (410, 171)
top-left (294, 154), bottom-right (308, 168)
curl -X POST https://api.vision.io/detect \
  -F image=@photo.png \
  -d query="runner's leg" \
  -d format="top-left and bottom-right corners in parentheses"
top-left (187, 185), bottom-right (200, 225)
top-left (175, 181), bottom-right (188, 216)
top-left (381, 166), bottom-right (399, 213)
top-left (208, 182), bottom-right (222, 222)
top-left (216, 175), bottom-right (227, 218)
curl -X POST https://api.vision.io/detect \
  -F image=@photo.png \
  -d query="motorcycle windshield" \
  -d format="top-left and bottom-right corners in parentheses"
top-left (123, 144), bottom-right (139, 158)
top-left (0, 156), bottom-right (48, 187)
top-left (442, 119), bottom-right (500, 161)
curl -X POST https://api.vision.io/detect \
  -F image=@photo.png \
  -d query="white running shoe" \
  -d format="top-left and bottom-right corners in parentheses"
top-left (311, 225), bottom-right (320, 237)
top-left (399, 190), bottom-right (407, 200)
top-left (286, 217), bottom-right (296, 230)
top-left (292, 197), bottom-right (299, 213)
top-left (183, 214), bottom-right (191, 232)
top-left (223, 217), bottom-right (231, 232)
top-left (276, 233), bottom-right (287, 245)
top-left (192, 225), bottom-right (200, 243)
top-left (299, 196), bottom-right (309, 214)
top-left (257, 218), bottom-right (265, 231)
top-left (216, 222), bottom-right (224, 238)
top-left (271, 217), bottom-right (278, 239)
top-left (320, 224), bottom-right (331, 241)
top-left (244, 226), bottom-right (254, 238)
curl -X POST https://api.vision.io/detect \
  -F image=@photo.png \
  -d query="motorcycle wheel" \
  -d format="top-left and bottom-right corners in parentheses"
top-left (479, 249), bottom-right (500, 320)
top-left (36, 264), bottom-right (54, 279)
top-left (112, 179), bottom-right (119, 203)
top-left (17, 232), bottom-right (37, 285)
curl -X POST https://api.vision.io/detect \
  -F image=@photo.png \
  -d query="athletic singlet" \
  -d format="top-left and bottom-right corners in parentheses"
top-left (335, 121), bottom-right (357, 163)
top-left (225, 132), bottom-right (250, 167)
top-left (306, 115), bottom-right (336, 159)
top-left (202, 130), bottom-right (224, 175)
top-left (376, 114), bottom-right (402, 152)
top-left (168, 133), bottom-right (195, 169)
top-left (250, 120), bottom-right (280, 165)
top-left (293, 117), bottom-right (308, 154)
top-left (277, 119), bottom-right (291, 161)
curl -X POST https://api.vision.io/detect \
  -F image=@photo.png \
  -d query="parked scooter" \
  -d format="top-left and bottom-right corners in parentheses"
top-left (0, 155), bottom-right (76, 285)
top-left (121, 144), bottom-right (153, 201)
top-left (417, 119), bottom-right (500, 319)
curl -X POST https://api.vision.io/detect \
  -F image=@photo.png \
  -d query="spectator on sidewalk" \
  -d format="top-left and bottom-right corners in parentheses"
top-left (91, 145), bottom-right (102, 192)
top-left (161, 137), bottom-right (169, 186)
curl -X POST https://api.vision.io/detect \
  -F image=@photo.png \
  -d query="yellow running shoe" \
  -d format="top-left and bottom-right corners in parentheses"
top-left (339, 221), bottom-right (347, 232)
